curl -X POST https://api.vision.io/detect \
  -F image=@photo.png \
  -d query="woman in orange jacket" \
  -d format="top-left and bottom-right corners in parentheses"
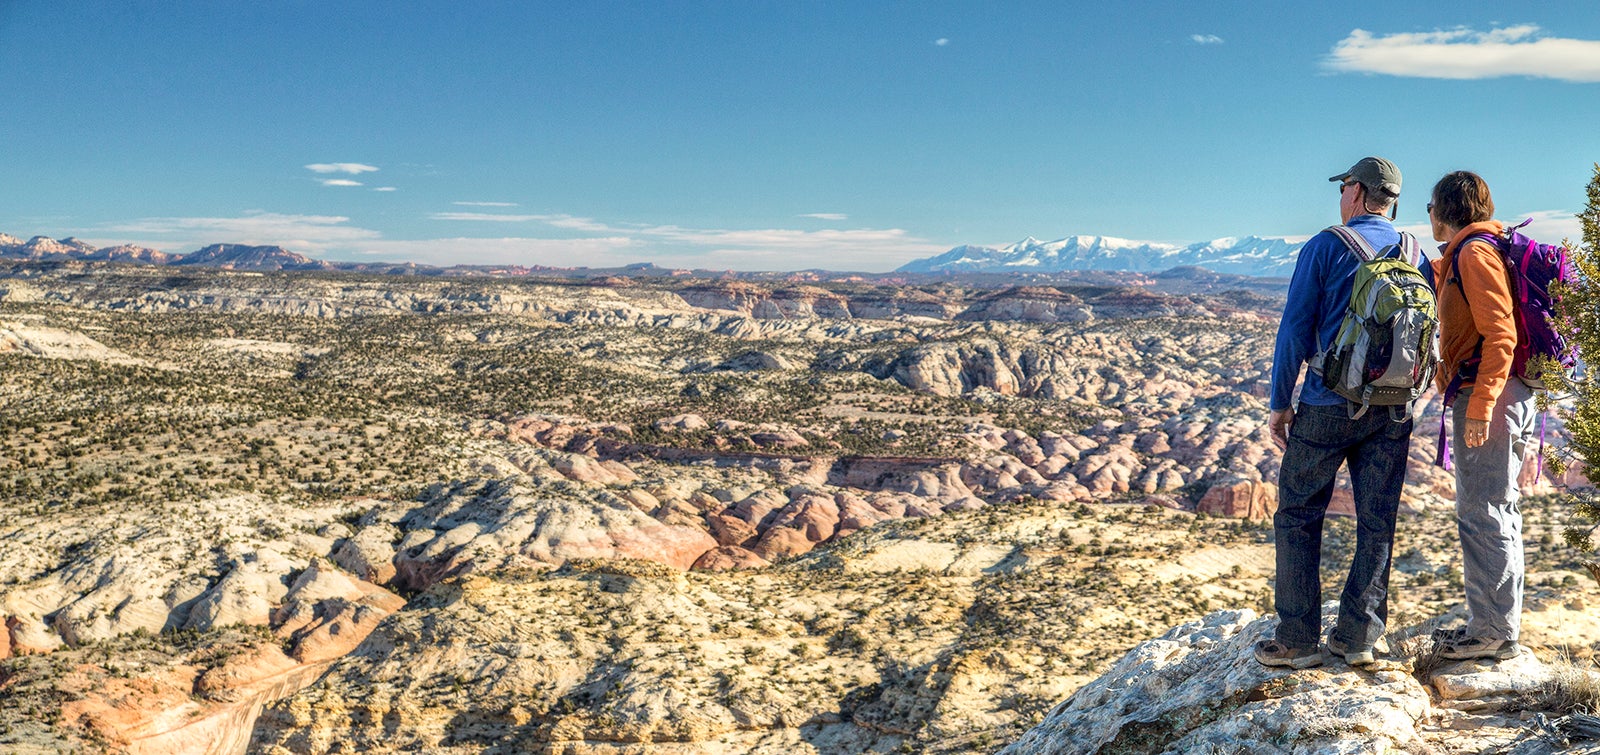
top-left (1428, 171), bottom-right (1536, 661)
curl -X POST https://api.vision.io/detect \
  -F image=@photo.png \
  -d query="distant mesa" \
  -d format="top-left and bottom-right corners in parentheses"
top-left (171, 244), bottom-right (332, 272)
top-left (0, 236), bottom-right (326, 272)
top-left (8, 235), bottom-right (99, 260)
top-left (91, 244), bottom-right (174, 264)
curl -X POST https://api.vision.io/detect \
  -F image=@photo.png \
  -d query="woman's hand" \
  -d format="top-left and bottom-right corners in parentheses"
top-left (1463, 418), bottom-right (1489, 448)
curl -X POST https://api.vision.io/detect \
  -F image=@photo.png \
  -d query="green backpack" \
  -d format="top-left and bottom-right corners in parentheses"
top-left (1311, 226), bottom-right (1438, 419)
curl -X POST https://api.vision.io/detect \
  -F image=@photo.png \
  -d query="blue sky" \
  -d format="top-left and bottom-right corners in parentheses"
top-left (2, 2), bottom-right (1598, 271)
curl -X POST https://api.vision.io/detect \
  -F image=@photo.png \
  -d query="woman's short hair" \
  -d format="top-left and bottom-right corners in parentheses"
top-left (1430, 171), bottom-right (1495, 228)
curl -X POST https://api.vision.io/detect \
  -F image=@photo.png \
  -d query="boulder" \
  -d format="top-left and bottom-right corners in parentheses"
top-left (1036, 454), bottom-right (1074, 478)
top-left (652, 412), bottom-right (710, 431)
top-left (749, 428), bottom-right (809, 449)
top-left (707, 513), bottom-right (759, 548)
top-left (1196, 478), bottom-right (1278, 521)
top-left (619, 488), bottom-right (661, 512)
top-left (768, 491), bottom-right (841, 543)
top-left (333, 523), bottom-right (400, 585)
top-left (730, 488), bottom-right (789, 528)
top-left (750, 526), bottom-right (815, 562)
top-left (1431, 650), bottom-right (1556, 711)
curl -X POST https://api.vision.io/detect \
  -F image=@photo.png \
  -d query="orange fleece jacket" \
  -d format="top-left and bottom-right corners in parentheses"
top-left (1430, 220), bottom-right (1515, 422)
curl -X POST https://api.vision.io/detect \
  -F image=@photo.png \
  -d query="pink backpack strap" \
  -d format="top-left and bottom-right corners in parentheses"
top-left (1326, 225), bottom-right (1421, 265)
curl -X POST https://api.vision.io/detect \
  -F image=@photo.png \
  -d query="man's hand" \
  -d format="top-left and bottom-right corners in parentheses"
top-left (1269, 409), bottom-right (1295, 450)
top-left (1463, 417), bottom-right (1489, 448)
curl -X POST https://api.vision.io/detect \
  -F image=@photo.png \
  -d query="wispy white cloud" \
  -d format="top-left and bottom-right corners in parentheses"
top-left (1326, 26), bottom-right (1600, 81)
top-left (539, 215), bottom-right (614, 232)
top-left (934, 38), bottom-right (949, 46)
top-left (373, 186), bottom-right (398, 192)
top-left (1394, 221), bottom-right (1434, 240)
top-left (432, 212), bottom-right (613, 232)
top-left (431, 212), bottom-right (545, 222)
top-left (524, 214), bottom-right (944, 270)
top-left (800, 213), bottom-right (849, 221)
top-left (426, 211), bottom-right (942, 269)
top-left (453, 201), bottom-right (519, 207)
top-left (100, 212), bottom-right (382, 253)
top-left (305, 162), bottom-right (380, 174)
top-left (1516, 209), bottom-right (1582, 245)
top-left (348, 237), bottom-right (637, 267)
top-left (320, 179), bottom-right (364, 187)
top-left (1190, 34), bottom-right (1224, 45)
top-left (1399, 209), bottom-right (1580, 248)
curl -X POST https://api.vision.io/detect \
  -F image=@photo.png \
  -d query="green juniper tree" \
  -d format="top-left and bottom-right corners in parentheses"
top-left (1551, 163), bottom-right (1600, 583)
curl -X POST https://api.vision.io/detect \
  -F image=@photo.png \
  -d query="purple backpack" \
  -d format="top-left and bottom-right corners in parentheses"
top-left (1437, 218), bottom-right (1577, 470)
top-left (1448, 217), bottom-right (1579, 390)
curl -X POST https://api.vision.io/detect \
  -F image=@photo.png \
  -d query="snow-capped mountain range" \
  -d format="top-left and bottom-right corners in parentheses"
top-left (4, 230), bottom-right (1307, 278)
top-left (897, 235), bottom-right (1304, 276)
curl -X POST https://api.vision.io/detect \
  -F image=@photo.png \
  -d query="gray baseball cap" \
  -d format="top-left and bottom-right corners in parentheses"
top-left (1329, 156), bottom-right (1401, 197)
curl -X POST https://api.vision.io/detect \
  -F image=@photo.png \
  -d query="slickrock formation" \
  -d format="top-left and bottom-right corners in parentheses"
top-left (0, 497), bottom-right (408, 751)
top-left (1002, 606), bottom-right (1600, 755)
top-left (247, 498), bottom-right (1600, 755)
top-left (677, 282), bottom-right (854, 319)
top-left (390, 477), bottom-right (721, 585)
top-left (247, 499), bottom-right (1290, 754)
top-left (0, 318), bottom-right (145, 364)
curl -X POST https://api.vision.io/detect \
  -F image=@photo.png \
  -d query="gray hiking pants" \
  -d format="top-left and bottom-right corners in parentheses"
top-left (1452, 380), bottom-right (1537, 641)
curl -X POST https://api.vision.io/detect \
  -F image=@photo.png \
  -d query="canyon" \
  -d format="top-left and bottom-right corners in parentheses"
top-left (0, 259), bottom-right (1595, 753)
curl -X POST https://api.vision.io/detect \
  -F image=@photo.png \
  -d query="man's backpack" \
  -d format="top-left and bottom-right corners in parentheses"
top-left (1311, 225), bottom-right (1438, 419)
top-left (1447, 217), bottom-right (1578, 392)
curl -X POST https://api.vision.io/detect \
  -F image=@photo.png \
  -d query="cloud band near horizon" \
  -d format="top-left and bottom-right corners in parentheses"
top-left (76, 206), bottom-right (1583, 272)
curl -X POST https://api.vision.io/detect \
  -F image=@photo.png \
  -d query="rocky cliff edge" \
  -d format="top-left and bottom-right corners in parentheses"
top-left (1002, 604), bottom-right (1600, 755)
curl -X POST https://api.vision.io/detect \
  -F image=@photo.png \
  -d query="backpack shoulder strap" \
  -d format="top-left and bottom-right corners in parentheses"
top-left (1394, 231), bottom-right (1423, 266)
top-left (1324, 224), bottom-right (1379, 262)
top-left (1448, 231), bottom-right (1503, 297)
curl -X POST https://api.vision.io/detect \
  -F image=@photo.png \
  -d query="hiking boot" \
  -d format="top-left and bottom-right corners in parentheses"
top-left (1437, 636), bottom-right (1520, 661)
top-left (1430, 626), bottom-right (1469, 644)
top-left (1325, 636), bottom-right (1375, 666)
top-left (1254, 639), bottom-right (1324, 669)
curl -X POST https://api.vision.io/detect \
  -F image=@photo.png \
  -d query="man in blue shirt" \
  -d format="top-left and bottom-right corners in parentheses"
top-left (1255, 156), bottom-right (1434, 669)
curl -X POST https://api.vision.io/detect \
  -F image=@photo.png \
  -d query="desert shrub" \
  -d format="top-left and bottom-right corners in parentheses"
top-left (1549, 163), bottom-right (1600, 584)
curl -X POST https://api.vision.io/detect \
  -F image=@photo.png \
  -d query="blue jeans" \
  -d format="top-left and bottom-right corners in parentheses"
top-left (1272, 402), bottom-right (1413, 650)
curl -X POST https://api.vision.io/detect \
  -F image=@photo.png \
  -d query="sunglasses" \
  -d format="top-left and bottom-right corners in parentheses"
top-left (1339, 181), bottom-right (1359, 193)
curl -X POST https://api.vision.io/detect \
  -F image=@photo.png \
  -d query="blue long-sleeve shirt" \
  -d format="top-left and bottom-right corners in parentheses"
top-left (1269, 214), bottom-right (1436, 411)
